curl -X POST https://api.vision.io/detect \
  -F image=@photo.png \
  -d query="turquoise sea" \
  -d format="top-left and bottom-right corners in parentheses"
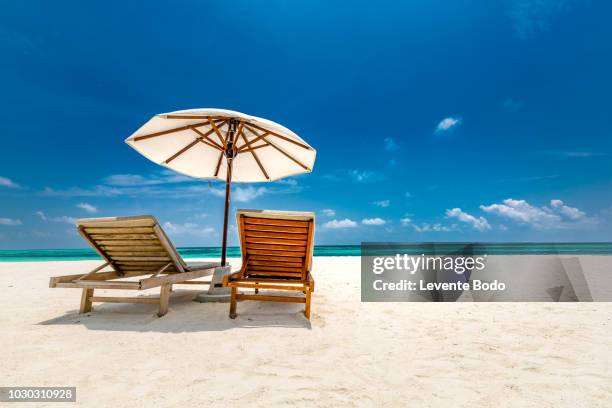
top-left (0, 243), bottom-right (611, 262)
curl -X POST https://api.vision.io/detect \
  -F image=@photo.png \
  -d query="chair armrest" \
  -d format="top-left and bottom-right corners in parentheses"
top-left (222, 270), bottom-right (244, 287)
top-left (185, 261), bottom-right (220, 271)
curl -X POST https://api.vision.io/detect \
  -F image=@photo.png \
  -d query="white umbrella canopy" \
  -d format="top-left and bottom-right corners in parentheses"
top-left (125, 108), bottom-right (316, 182)
top-left (124, 108), bottom-right (316, 265)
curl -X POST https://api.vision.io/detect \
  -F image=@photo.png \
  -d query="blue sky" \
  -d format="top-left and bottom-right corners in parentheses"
top-left (1, 0), bottom-right (611, 249)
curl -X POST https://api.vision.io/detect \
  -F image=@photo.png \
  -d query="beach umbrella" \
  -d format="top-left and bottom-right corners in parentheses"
top-left (125, 108), bottom-right (316, 266)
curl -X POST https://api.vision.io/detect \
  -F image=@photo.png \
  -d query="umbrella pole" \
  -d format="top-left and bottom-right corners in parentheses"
top-left (221, 157), bottom-right (233, 267)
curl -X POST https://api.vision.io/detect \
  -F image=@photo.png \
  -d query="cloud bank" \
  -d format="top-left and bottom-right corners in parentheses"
top-left (445, 208), bottom-right (491, 231)
top-left (362, 218), bottom-right (386, 226)
top-left (322, 219), bottom-right (358, 229)
top-left (480, 198), bottom-right (591, 229)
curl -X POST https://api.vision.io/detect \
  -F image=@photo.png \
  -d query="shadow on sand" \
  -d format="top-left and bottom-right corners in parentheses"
top-left (38, 289), bottom-right (311, 332)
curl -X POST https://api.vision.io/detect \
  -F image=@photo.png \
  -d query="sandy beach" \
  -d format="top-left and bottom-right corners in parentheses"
top-left (1, 256), bottom-right (611, 407)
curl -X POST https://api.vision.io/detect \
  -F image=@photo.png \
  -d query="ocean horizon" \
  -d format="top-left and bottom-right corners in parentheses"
top-left (1, 243), bottom-right (612, 262)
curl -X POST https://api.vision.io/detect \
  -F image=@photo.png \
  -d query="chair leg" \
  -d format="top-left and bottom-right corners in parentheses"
top-left (79, 288), bottom-right (94, 314)
top-left (229, 287), bottom-right (238, 319)
top-left (304, 288), bottom-right (312, 320)
top-left (158, 283), bottom-right (171, 317)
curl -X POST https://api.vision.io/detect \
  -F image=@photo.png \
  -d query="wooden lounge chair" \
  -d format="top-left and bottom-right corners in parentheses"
top-left (223, 210), bottom-right (315, 320)
top-left (49, 215), bottom-right (218, 317)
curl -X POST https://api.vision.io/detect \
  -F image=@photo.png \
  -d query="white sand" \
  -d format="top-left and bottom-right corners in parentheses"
top-left (1, 257), bottom-right (611, 407)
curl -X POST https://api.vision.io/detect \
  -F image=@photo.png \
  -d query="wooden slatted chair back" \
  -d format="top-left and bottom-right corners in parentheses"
top-left (76, 215), bottom-right (186, 275)
top-left (237, 210), bottom-right (315, 281)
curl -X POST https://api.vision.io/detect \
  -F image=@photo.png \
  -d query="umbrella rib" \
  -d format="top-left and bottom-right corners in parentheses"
top-left (133, 118), bottom-right (224, 142)
top-left (246, 122), bottom-right (312, 150)
top-left (232, 121), bottom-right (244, 154)
top-left (242, 125), bottom-right (310, 170)
top-left (239, 129), bottom-right (269, 180)
top-left (198, 138), bottom-right (224, 151)
top-left (133, 121), bottom-right (209, 141)
top-left (263, 136), bottom-right (311, 171)
top-left (240, 143), bottom-right (270, 153)
top-left (208, 117), bottom-right (227, 149)
top-left (237, 125), bottom-right (269, 152)
top-left (192, 127), bottom-right (224, 150)
top-left (214, 151), bottom-right (224, 177)
top-left (163, 124), bottom-right (225, 164)
top-left (216, 119), bottom-right (229, 147)
top-left (164, 139), bottom-right (200, 164)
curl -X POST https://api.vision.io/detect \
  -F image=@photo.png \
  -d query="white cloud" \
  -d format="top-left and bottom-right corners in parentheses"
top-left (383, 137), bottom-right (397, 151)
top-left (321, 209), bottom-right (336, 217)
top-left (163, 221), bottom-right (215, 236)
top-left (104, 172), bottom-right (192, 186)
top-left (322, 174), bottom-right (342, 182)
top-left (44, 171), bottom-right (246, 198)
top-left (414, 223), bottom-right (454, 233)
top-left (424, 224), bottom-right (453, 232)
top-left (362, 218), bottom-right (386, 226)
top-left (480, 198), bottom-right (591, 229)
top-left (77, 202), bottom-right (98, 213)
top-left (0, 176), bottom-right (20, 189)
top-left (208, 186), bottom-right (267, 202)
top-left (233, 186), bottom-right (268, 202)
top-left (435, 117), bottom-right (461, 133)
top-left (41, 173), bottom-right (299, 200)
top-left (400, 216), bottom-right (457, 232)
top-left (405, 192), bottom-right (412, 198)
top-left (275, 178), bottom-right (298, 186)
top-left (373, 200), bottom-right (390, 208)
top-left (349, 170), bottom-right (372, 182)
top-left (51, 216), bottom-right (77, 224)
top-left (322, 218), bottom-right (358, 229)
top-left (445, 208), bottom-right (491, 231)
top-left (0, 217), bottom-right (22, 226)
top-left (321, 170), bottom-right (382, 183)
top-left (550, 199), bottom-right (586, 221)
top-left (35, 211), bottom-right (79, 224)
top-left (348, 169), bottom-right (377, 182)
top-left (41, 185), bottom-right (124, 197)
top-left (481, 199), bottom-right (560, 229)
top-left (104, 174), bottom-right (148, 186)
top-left (208, 187), bottom-right (226, 198)
top-left (400, 217), bottom-right (413, 227)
